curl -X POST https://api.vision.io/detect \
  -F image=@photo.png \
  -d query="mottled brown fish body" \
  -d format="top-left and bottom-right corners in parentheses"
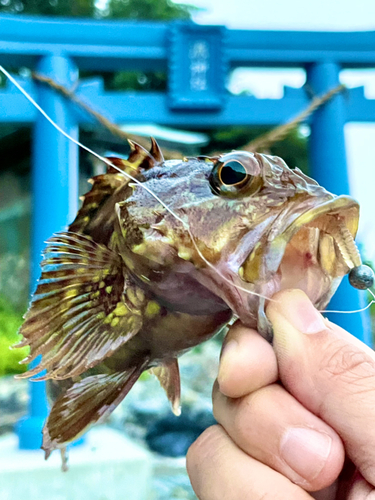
top-left (17, 141), bottom-right (360, 460)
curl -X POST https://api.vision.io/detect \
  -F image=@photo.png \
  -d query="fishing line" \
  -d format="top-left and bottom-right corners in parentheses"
top-left (5, 66), bottom-right (373, 314)
top-left (319, 288), bottom-right (375, 314)
top-left (0, 65), bottom-right (273, 302)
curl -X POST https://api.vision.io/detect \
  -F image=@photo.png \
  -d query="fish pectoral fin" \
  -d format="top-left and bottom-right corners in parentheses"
top-left (17, 231), bottom-right (143, 380)
top-left (150, 358), bottom-right (181, 416)
top-left (43, 362), bottom-right (148, 458)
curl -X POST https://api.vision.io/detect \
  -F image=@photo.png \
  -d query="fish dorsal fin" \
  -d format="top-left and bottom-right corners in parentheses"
top-left (150, 358), bottom-right (181, 416)
top-left (127, 139), bottom-right (158, 170)
top-left (150, 137), bottom-right (164, 163)
top-left (69, 138), bottom-right (162, 244)
top-left (43, 362), bottom-right (149, 459)
top-left (17, 232), bottom-right (145, 380)
top-left (105, 156), bottom-right (135, 175)
top-left (69, 168), bottom-right (133, 245)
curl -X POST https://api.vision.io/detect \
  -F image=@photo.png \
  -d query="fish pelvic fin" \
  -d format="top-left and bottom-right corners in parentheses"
top-left (150, 358), bottom-right (181, 416)
top-left (43, 361), bottom-right (149, 458)
top-left (17, 231), bottom-right (144, 380)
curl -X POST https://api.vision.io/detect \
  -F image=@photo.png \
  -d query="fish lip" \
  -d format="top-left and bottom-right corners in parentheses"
top-left (240, 194), bottom-right (359, 293)
top-left (242, 195), bottom-right (359, 285)
top-left (280, 195), bottom-right (359, 242)
top-left (266, 194), bottom-right (360, 272)
top-left (242, 195), bottom-right (360, 340)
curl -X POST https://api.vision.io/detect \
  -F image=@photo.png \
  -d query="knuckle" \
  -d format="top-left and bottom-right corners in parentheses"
top-left (230, 393), bottom-right (260, 440)
top-left (230, 385), bottom-right (280, 442)
top-left (186, 425), bottom-right (223, 472)
top-left (321, 339), bottom-right (375, 386)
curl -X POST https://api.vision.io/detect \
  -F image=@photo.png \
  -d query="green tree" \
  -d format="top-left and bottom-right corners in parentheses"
top-left (0, 295), bottom-right (28, 376)
top-left (0, 0), bottom-right (194, 20)
top-left (107, 0), bottom-right (193, 20)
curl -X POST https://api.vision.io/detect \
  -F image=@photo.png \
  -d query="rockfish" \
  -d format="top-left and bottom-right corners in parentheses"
top-left (17, 139), bottom-right (369, 460)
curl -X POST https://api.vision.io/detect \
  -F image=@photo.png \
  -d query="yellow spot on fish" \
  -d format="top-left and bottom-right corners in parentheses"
top-left (104, 313), bottom-right (114, 324)
top-left (178, 248), bottom-right (191, 261)
top-left (85, 285), bottom-right (92, 292)
top-left (97, 312), bottom-right (105, 320)
top-left (105, 286), bottom-right (112, 294)
top-left (99, 281), bottom-right (105, 289)
top-left (91, 291), bottom-right (100, 298)
top-left (113, 303), bottom-right (128, 317)
top-left (65, 289), bottom-right (77, 298)
top-left (111, 317), bottom-right (120, 327)
top-left (242, 242), bottom-right (263, 283)
top-left (132, 243), bottom-right (147, 255)
top-left (127, 288), bottom-right (141, 307)
top-left (145, 301), bottom-right (160, 317)
top-left (83, 216), bottom-right (90, 223)
top-left (136, 288), bottom-right (145, 302)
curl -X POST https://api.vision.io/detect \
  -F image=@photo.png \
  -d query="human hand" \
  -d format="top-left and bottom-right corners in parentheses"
top-left (187, 289), bottom-right (375, 499)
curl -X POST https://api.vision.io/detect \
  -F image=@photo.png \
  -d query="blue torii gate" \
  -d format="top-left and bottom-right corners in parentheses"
top-left (0, 14), bottom-right (374, 450)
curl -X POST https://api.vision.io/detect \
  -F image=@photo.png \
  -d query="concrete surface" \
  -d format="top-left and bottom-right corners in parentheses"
top-left (0, 426), bottom-right (153, 500)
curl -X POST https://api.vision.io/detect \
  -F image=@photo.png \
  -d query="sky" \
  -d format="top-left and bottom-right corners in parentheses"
top-left (189, 0), bottom-right (375, 32)
top-left (173, 0), bottom-right (375, 260)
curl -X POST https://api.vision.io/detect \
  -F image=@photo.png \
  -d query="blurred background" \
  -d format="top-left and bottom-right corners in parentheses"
top-left (0, 0), bottom-right (374, 499)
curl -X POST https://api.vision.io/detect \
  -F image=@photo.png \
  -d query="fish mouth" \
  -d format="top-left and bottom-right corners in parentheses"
top-left (240, 195), bottom-right (360, 335)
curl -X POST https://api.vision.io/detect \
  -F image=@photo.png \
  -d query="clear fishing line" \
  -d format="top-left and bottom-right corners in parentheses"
top-left (319, 288), bottom-right (375, 314)
top-left (3, 66), bottom-right (374, 315)
top-left (0, 65), bottom-right (273, 302)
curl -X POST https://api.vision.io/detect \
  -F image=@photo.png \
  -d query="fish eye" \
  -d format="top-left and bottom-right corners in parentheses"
top-left (209, 160), bottom-right (254, 197)
top-left (219, 161), bottom-right (248, 186)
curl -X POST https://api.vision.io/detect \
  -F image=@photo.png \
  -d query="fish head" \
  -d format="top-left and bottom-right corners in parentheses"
top-left (118, 150), bottom-right (359, 338)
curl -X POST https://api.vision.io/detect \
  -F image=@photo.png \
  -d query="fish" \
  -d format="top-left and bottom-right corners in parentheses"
top-left (17, 139), bottom-right (364, 462)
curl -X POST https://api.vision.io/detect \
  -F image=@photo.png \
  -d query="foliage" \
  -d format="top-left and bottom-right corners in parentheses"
top-left (106, 0), bottom-right (194, 20)
top-left (105, 70), bottom-right (168, 91)
top-left (0, 295), bottom-right (28, 376)
top-left (0, 0), bottom-right (96, 16)
top-left (0, 0), bottom-right (195, 20)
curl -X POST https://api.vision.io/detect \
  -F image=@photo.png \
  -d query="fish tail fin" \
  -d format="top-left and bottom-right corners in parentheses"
top-left (43, 361), bottom-right (149, 458)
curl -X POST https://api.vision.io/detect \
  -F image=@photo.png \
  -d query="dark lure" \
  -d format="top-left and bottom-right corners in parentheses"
top-left (17, 139), bottom-right (372, 461)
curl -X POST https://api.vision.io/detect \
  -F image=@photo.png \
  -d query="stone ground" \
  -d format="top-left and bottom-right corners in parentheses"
top-left (0, 340), bottom-right (222, 500)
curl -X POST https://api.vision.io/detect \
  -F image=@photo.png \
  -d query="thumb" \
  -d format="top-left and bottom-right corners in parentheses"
top-left (267, 289), bottom-right (375, 486)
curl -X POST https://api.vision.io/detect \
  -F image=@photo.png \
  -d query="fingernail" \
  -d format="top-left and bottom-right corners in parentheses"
top-left (280, 427), bottom-right (332, 481)
top-left (272, 290), bottom-right (327, 334)
top-left (218, 340), bottom-right (238, 387)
